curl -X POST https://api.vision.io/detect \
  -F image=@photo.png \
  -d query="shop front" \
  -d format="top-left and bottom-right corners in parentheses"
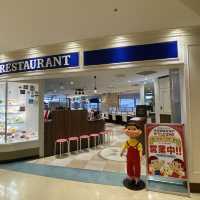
top-left (0, 27), bottom-right (200, 193)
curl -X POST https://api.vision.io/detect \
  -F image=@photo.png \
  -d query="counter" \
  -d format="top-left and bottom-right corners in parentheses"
top-left (44, 110), bottom-right (105, 156)
top-left (0, 140), bottom-right (39, 162)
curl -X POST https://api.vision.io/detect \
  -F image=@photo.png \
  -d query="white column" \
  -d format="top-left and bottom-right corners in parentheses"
top-left (185, 44), bottom-right (200, 183)
top-left (38, 80), bottom-right (44, 157)
top-left (154, 79), bottom-right (160, 123)
top-left (139, 84), bottom-right (145, 105)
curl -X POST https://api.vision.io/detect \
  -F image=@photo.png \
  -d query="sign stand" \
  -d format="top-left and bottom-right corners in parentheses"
top-left (145, 123), bottom-right (190, 197)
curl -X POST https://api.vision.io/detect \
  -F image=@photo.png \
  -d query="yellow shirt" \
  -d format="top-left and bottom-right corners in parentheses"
top-left (123, 138), bottom-right (143, 159)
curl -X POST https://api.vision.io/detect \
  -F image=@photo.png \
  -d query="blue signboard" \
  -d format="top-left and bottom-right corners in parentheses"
top-left (84, 41), bottom-right (178, 66)
top-left (0, 52), bottom-right (79, 75)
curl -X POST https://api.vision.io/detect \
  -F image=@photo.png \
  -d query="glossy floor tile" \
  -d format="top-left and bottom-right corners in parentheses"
top-left (0, 123), bottom-right (194, 198)
top-left (27, 123), bottom-right (143, 174)
top-left (0, 162), bottom-right (126, 187)
top-left (0, 169), bottom-right (199, 200)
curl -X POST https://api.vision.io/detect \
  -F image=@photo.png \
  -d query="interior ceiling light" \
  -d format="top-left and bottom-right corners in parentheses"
top-left (94, 76), bottom-right (97, 94)
top-left (75, 88), bottom-right (84, 96)
top-left (59, 82), bottom-right (64, 90)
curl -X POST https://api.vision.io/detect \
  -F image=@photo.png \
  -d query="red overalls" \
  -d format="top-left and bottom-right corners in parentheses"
top-left (126, 141), bottom-right (141, 178)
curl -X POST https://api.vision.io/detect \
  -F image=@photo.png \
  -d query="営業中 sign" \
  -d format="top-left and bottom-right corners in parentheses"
top-left (146, 124), bottom-right (187, 179)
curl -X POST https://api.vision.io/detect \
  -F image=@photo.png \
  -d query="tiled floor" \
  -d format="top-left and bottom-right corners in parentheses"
top-left (28, 123), bottom-right (147, 174)
top-left (0, 169), bottom-right (199, 200)
top-left (0, 123), bottom-right (197, 199)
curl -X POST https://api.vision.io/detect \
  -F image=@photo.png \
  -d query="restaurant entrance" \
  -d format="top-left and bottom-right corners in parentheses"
top-left (36, 64), bottom-right (184, 181)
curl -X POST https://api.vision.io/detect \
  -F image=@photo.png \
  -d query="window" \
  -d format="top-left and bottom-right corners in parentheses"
top-left (119, 93), bottom-right (140, 112)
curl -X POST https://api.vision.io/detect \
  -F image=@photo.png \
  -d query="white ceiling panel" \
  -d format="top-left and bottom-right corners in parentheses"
top-left (0, 0), bottom-right (199, 53)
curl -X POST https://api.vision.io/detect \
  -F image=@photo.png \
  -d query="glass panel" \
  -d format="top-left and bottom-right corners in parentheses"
top-left (119, 93), bottom-right (139, 112)
top-left (144, 81), bottom-right (155, 112)
top-left (169, 69), bottom-right (181, 123)
top-left (0, 82), bottom-right (6, 144)
top-left (6, 82), bottom-right (39, 143)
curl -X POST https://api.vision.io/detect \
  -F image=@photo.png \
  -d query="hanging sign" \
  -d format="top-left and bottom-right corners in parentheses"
top-left (146, 124), bottom-right (187, 180)
top-left (0, 52), bottom-right (79, 75)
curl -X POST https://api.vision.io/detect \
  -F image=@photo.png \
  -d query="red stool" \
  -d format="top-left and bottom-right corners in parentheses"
top-left (54, 138), bottom-right (68, 157)
top-left (79, 135), bottom-right (90, 151)
top-left (99, 131), bottom-right (106, 145)
top-left (90, 133), bottom-right (100, 149)
top-left (68, 136), bottom-right (79, 153)
top-left (105, 129), bottom-right (114, 143)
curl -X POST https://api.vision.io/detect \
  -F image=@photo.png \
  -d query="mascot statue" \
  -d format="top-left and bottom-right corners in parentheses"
top-left (121, 123), bottom-right (145, 190)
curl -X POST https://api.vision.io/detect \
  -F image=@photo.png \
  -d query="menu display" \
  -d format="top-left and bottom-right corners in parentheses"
top-left (0, 83), bottom-right (5, 143)
top-left (0, 82), bottom-right (39, 144)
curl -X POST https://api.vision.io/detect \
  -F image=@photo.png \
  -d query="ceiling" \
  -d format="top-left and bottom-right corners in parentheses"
top-left (44, 66), bottom-right (169, 96)
top-left (0, 0), bottom-right (200, 53)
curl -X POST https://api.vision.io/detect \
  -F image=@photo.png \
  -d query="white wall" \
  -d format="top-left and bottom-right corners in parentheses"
top-left (185, 42), bottom-right (200, 183)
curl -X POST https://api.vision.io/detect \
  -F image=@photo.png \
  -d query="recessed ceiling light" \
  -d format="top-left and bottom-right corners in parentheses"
top-left (70, 81), bottom-right (74, 85)
top-left (60, 85), bottom-right (64, 90)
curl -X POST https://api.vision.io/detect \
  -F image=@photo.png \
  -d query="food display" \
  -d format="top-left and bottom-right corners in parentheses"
top-left (0, 82), bottom-right (39, 144)
top-left (0, 83), bottom-right (5, 144)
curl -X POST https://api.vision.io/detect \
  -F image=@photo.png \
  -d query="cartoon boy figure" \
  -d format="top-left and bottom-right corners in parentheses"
top-left (148, 156), bottom-right (164, 176)
top-left (120, 124), bottom-right (143, 185)
top-left (170, 158), bottom-right (185, 178)
top-left (160, 164), bottom-right (173, 177)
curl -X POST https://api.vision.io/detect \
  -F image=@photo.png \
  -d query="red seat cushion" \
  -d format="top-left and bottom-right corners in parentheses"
top-left (56, 138), bottom-right (67, 143)
top-left (90, 133), bottom-right (99, 137)
top-left (80, 135), bottom-right (89, 139)
top-left (68, 137), bottom-right (79, 141)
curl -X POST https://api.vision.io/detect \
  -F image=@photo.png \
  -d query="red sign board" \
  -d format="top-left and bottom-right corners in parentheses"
top-left (146, 124), bottom-right (187, 179)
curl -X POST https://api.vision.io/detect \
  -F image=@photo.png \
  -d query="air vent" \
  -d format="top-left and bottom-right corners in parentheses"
top-left (108, 86), bottom-right (115, 89)
top-left (115, 74), bottom-right (126, 78)
top-left (136, 71), bottom-right (156, 76)
top-left (131, 83), bottom-right (140, 87)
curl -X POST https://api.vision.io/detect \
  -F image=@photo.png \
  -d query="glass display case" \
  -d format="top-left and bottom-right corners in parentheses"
top-left (0, 81), bottom-right (39, 144)
top-left (0, 82), bottom-right (6, 144)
